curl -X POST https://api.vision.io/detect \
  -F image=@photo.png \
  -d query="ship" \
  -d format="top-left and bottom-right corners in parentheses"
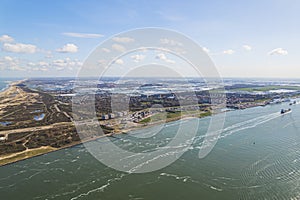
top-left (281, 108), bottom-right (291, 114)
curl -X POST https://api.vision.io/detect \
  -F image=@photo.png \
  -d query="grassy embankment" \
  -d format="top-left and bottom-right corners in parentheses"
top-left (139, 110), bottom-right (212, 124)
top-left (0, 146), bottom-right (56, 166)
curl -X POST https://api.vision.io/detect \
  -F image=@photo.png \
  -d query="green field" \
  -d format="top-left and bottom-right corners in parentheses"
top-left (232, 85), bottom-right (300, 92)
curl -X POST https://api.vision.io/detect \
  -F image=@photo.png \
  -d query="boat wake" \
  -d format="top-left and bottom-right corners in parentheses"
top-left (124, 112), bottom-right (284, 173)
top-left (197, 112), bottom-right (282, 151)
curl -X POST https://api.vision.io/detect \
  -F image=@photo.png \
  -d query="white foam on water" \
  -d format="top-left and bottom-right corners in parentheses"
top-left (159, 172), bottom-right (190, 182)
top-left (198, 112), bottom-right (283, 150)
top-left (70, 174), bottom-right (126, 200)
top-left (209, 185), bottom-right (223, 192)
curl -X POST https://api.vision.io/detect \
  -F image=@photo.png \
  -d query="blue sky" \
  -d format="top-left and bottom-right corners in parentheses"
top-left (0, 0), bottom-right (299, 78)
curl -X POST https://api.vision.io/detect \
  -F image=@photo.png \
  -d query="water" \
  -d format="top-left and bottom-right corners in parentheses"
top-left (0, 78), bottom-right (20, 91)
top-left (0, 79), bottom-right (9, 91)
top-left (0, 121), bottom-right (12, 126)
top-left (1, 102), bottom-right (300, 199)
top-left (34, 113), bottom-right (45, 121)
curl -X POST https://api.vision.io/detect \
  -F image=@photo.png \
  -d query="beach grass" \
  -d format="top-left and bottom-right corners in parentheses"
top-left (0, 146), bottom-right (56, 166)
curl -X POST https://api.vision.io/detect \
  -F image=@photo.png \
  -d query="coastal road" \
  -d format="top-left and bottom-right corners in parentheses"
top-left (0, 118), bottom-right (102, 139)
top-left (0, 122), bottom-right (74, 139)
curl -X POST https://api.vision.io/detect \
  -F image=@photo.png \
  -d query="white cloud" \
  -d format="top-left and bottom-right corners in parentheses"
top-left (102, 48), bottom-right (111, 53)
top-left (2, 43), bottom-right (37, 53)
top-left (52, 59), bottom-right (67, 67)
top-left (31, 67), bottom-right (48, 72)
top-left (112, 37), bottom-right (134, 43)
top-left (112, 44), bottom-right (126, 52)
top-left (160, 38), bottom-right (183, 46)
top-left (4, 56), bottom-right (13, 61)
top-left (98, 59), bottom-right (107, 65)
top-left (243, 45), bottom-right (252, 51)
top-left (25, 58), bottom-right (82, 71)
top-left (45, 52), bottom-right (53, 58)
top-left (27, 61), bottom-right (44, 67)
top-left (52, 58), bottom-right (82, 70)
top-left (223, 49), bottom-right (235, 55)
top-left (156, 53), bottom-right (175, 64)
top-left (202, 47), bottom-right (210, 53)
top-left (137, 47), bottom-right (148, 52)
top-left (166, 59), bottom-right (175, 64)
top-left (88, 59), bottom-right (108, 70)
top-left (0, 56), bottom-right (77, 72)
top-left (27, 61), bottom-right (49, 71)
top-left (114, 59), bottom-right (124, 65)
top-left (27, 62), bottom-right (36, 67)
top-left (38, 61), bottom-right (49, 67)
top-left (0, 35), bottom-right (14, 43)
top-left (8, 65), bottom-right (26, 71)
top-left (131, 54), bottom-right (146, 63)
top-left (268, 48), bottom-right (288, 55)
top-left (56, 43), bottom-right (78, 53)
top-left (172, 47), bottom-right (186, 55)
top-left (156, 53), bottom-right (167, 60)
top-left (0, 56), bottom-right (25, 71)
top-left (62, 32), bottom-right (104, 38)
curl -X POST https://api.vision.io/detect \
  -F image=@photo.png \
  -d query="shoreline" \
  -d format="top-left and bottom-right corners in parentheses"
top-left (0, 105), bottom-right (237, 167)
top-left (0, 84), bottom-right (9, 93)
top-left (0, 80), bottom-right (293, 167)
top-left (0, 79), bottom-right (20, 92)
top-left (0, 78), bottom-right (27, 93)
top-left (0, 107), bottom-right (212, 167)
top-left (0, 113), bottom-right (207, 167)
top-left (0, 99), bottom-right (294, 167)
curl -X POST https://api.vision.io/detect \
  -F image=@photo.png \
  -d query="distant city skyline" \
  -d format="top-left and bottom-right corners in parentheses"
top-left (0, 0), bottom-right (299, 78)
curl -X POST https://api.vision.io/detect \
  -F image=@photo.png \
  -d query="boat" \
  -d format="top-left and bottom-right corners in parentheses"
top-left (281, 108), bottom-right (291, 114)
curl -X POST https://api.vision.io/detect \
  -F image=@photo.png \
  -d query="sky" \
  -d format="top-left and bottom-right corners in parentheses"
top-left (0, 0), bottom-right (299, 78)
